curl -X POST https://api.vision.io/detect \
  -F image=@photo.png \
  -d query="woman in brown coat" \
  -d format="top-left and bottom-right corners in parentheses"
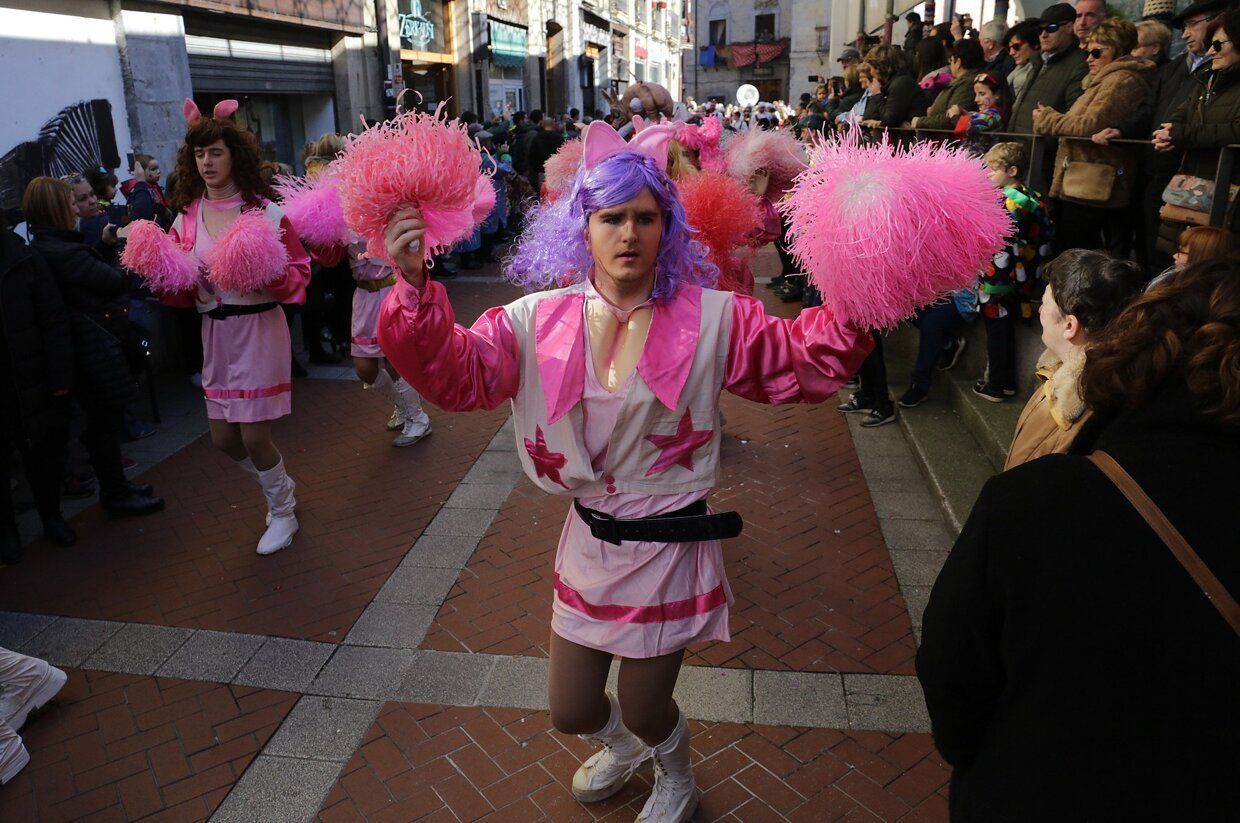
top-left (1034, 18), bottom-right (1155, 255)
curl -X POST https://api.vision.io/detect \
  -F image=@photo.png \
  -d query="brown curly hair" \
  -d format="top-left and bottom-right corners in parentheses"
top-left (170, 114), bottom-right (275, 212)
top-left (1080, 258), bottom-right (1240, 428)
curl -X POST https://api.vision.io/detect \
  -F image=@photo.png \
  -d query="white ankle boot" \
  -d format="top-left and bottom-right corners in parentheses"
top-left (0, 647), bottom-right (67, 731)
top-left (636, 711), bottom-right (697, 823)
top-left (391, 379), bottom-right (431, 447)
top-left (572, 692), bottom-right (650, 803)
top-left (255, 459), bottom-right (298, 556)
top-left (0, 719), bottom-right (28, 785)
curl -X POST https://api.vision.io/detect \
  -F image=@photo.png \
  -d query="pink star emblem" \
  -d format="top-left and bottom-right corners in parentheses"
top-left (525, 425), bottom-right (570, 488)
top-left (645, 409), bottom-right (713, 476)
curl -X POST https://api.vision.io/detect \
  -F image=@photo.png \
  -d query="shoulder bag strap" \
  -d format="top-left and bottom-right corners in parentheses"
top-left (1089, 451), bottom-right (1240, 638)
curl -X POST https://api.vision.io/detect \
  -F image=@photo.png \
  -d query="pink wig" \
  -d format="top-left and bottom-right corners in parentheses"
top-left (544, 140), bottom-right (584, 202)
top-left (204, 209), bottom-right (290, 293)
top-left (334, 109), bottom-right (486, 265)
top-left (273, 170), bottom-right (350, 250)
top-left (725, 128), bottom-right (807, 200)
top-left (677, 117), bottom-right (726, 171)
top-left (121, 220), bottom-right (198, 295)
top-left (782, 131), bottom-right (1011, 330)
top-left (677, 170), bottom-right (762, 293)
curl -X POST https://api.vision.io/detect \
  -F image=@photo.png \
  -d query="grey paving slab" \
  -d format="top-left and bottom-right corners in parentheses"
top-left (901, 585), bottom-right (933, 629)
top-left (443, 482), bottom-right (516, 510)
top-left (265, 696), bottom-right (382, 762)
top-left (890, 550), bottom-right (950, 588)
top-left (477, 654), bottom-right (550, 711)
top-left (82, 623), bottom-right (193, 675)
top-left (18, 618), bottom-right (123, 667)
top-left (210, 754), bottom-right (342, 823)
top-left (461, 450), bottom-right (525, 484)
top-left (753, 671), bottom-right (848, 728)
top-left (878, 517), bottom-right (955, 552)
top-left (421, 506), bottom-right (498, 538)
top-left (844, 674), bottom-right (931, 733)
top-left (343, 603), bottom-right (438, 648)
top-left (233, 637), bottom-right (335, 692)
top-left (488, 417), bottom-right (517, 451)
top-left (0, 612), bottom-right (57, 649)
top-left (375, 565), bottom-right (462, 607)
top-left (396, 650), bottom-right (498, 705)
top-left (674, 666), bottom-right (753, 724)
top-left (309, 645), bottom-right (417, 700)
top-left (157, 630), bottom-right (266, 682)
top-left (854, 453), bottom-right (927, 492)
top-left (872, 489), bottom-right (944, 522)
top-left (401, 534), bottom-right (483, 569)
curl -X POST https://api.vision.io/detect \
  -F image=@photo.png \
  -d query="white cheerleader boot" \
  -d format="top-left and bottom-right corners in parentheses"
top-left (0, 648), bottom-right (67, 731)
top-left (636, 711), bottom-right (697, 823)
top-left (392, 379), bottom-right (432, 448)
top-left (572, 692), bottom-right (651, 803)
top-left (255, 459), bottom-right (298, 556)
top-left (366, 371), bottom-right (405, 431)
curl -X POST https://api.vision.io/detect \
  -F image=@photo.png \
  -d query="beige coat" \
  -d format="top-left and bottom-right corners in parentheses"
top-left (1004, 349), bottom-right (1090, 469)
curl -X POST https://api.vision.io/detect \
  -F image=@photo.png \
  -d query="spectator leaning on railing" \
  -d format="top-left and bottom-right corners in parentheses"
top-left (913, 39), bottom-right (986, 130)
top-left (1034, 18), bottom-right (1156, 256)
top-left (861, 44), bottom-right (925, 129)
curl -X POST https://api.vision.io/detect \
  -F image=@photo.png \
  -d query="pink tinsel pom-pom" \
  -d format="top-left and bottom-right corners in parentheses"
top-left (274, 171), bottom-right (349, 249)
top-left (544, 140), bottom-right (584, 202)
top-left (677, 171), bottom-right (762, 293)
top-left (204, 209), bottom-right (289, 294)
top-left (471, 174), bottom-right (496, 224)
top-left (781, 131), bottom-right (1012, 330)
top-left (334, 109), bottom-right (485, 265)
top-left (725, 128), bottom-right (807, 198)
top-left (120, 220), bottom-right (197, 295)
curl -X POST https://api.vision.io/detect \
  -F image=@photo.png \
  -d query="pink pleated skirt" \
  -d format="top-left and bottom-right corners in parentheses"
top-left (351, 285), bottom-right (392, 358)
top-left (550, 504), bottom-right (733, 659)
top-left (201, 308), bottom-right (292, 423)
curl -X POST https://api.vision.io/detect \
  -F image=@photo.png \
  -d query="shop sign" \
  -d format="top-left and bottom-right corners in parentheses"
top-left (399, 0), bottom-right (447, 52)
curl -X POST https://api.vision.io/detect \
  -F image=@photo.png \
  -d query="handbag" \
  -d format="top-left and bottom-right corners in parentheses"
top-left (1061, 160), bottom-right (1116, 204)
top-left (1158, 173), bottom-right (1240, 227)
top-left (1089, 451), bottom-right (1240, 638)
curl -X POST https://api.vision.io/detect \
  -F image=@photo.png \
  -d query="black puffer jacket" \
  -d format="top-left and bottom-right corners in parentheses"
top-left (1166, 64), bottom-right (1240, 180)
top-left (29, 226), bottom-right (136, 408)
top-left (0, 229), bottom-right (72, 443)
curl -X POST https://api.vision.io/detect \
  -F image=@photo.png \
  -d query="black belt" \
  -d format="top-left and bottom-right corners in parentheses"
top-left (205, 302), bottom-right (278, 320)
top-left (573, 498), bottom-right (743, 546)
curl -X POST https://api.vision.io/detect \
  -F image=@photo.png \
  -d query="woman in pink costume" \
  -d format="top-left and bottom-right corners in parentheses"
top-left (165, 101), bottom-right (311, 555)
top-left (376, 122), bottom-right (872, 821)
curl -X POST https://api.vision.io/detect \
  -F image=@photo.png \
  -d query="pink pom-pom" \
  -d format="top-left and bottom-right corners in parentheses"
top-left (782, 131), bottom-right (1012, 329)
top-left (204, 209), bottom-right (289, 294)
top-left (725, 128), bottom-right (807, 198)
top-left (274, 171), bottom-right (349, 249)
top-left (334, 109), bottom-right (486, 265)
top-left (120, 220), bottom-right (197, 294)
top-left (698, 117), bottom-right (726, 172)
top-left (471, 174), bottom-right (496, 224)
top-left (544, 140), bottom-right (584, 201)
top-left (678, 171), bottom-right (762, 293)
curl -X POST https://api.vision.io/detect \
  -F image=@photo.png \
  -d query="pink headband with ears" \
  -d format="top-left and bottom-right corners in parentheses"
top-left (183, 99), bottom-right (240, 125)
top-left (583, 120), bottom-right (677, 173)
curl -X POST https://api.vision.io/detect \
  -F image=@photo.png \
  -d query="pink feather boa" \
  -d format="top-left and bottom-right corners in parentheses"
top-left (677, 170), bottom-right (762, 293)
top-left (120, 220), bottom-right (197, 295)
top-left (204, 209), bottom-right (290, 294)
top-left (544, 140), bottom-right (584, 202)
top-left (274, 171), bottom-right (349, 249)
top-left (725, 128), bottom-right (807, 199)
top-left (334, 109), bottom-right (487, 266)
top-left (677, 118), bottom-right (725, 171)
top-left (781, 131), bottom-right (1011, 330)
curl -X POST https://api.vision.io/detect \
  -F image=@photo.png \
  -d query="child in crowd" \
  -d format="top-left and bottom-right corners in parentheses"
top-left (972, 141), bottom-right (1052, 402)
top-left (950, 72), bottom-right (1010, 157)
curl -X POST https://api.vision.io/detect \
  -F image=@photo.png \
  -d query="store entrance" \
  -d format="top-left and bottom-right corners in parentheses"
top-left (403, 63), bottom-right (454, 114)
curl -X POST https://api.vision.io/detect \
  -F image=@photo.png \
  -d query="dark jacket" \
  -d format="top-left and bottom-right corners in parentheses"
top-left (510, 121), bottom-right (538, 174)
top-left (1121, 52), bottom-right (1212, 180)
top-left (904, 23), bottom-right (924, 53)
top-left (528, 129), bottom-right (565, 177)
top-left (125, 180), bottom-right (172, 229)
top-left (983, 50), bottom-right (1016, 82)
top-left (917, 383), bottom-right (1240, 821)
top-left (1010, 40), bottom-right (1089, 136)
top-left (875, 74), bottom-right (927, 128)
top-left (824, 83), bottom-right (864, 120)
top-left (29, 226), bottom-right (136, 408)
top-left (918, 69), bottom-right (980, 130)
top-left (1167, 64), bottom-right (1240, 180)
top-left (0, 230), bottom-right (72, 443)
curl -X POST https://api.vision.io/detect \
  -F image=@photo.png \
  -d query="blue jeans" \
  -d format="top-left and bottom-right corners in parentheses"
top-left (910, 302), bottom-right (965, 392)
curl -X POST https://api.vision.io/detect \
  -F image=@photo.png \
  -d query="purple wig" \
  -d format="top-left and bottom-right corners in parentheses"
top-left (504, 152), bottom-right (718, 299)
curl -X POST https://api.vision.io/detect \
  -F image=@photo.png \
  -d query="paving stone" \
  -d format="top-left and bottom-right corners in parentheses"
top-left (421, 506), bottom-right (499, 538)
top-left (376, 565), bottom-right (464, 607)
top-left (396, 650), bottom-right (497, 705)
top-left (674, 666), bottom-right (753, 724)
top-left (753, 671), bottom-right (848, 728)
top-left (211, 754), bottom-right (343, 823)
top-left (461, 450), bottom-right (525, 484)
top-left (844, 674), bottom-right (931, 733)
top-left (343, 603), bottom-right (438, 648)
top-left (879, 517), bottom-right (955, 552)
top-left (855, 453), bottom-right (927, 492)
top-left (400, 534), bottom-right (482, 569)
top-left (902, 585), bottom-right (933, 628)
top-left (443, 483), bottom-right (516, 510)
top-left (477, 654), bottom-right (550, 710)
top-left (0, 612), bottom-right (57, 649)
top-left (309, 645), bottom-right (417, 700)
top-left (156, 629), bottom-right (266, 682)
top-left (234, 637), bottom-right (335, 692)
top-left (890, 550), bottom-right (950, 588)
top-left (488, 417), bottom-right (517, 450)
top-left (18, 618), bottom-right (123, 667)
top-left (82, 623), bottom-right (193, 675)
top-left (265, 696), bottom-right (382, 762)
top-left (872, 489), bottom-right (944, 522)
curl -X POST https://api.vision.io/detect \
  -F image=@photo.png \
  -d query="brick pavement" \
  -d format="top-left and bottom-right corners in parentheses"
top-left (0, 668), bottom-right (296, 822)
top-left (315, 703), bottom-right (949, 822)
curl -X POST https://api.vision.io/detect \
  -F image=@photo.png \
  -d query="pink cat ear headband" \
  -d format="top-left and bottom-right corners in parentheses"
top-left (583, 120), bottom-right (676, 173)
top-left (182, 99), bottom-right (239, 125)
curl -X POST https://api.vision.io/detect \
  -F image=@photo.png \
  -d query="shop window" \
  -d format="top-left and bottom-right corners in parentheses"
top-left (709, 19), bottom-right (727, 45)
top-left (755, 13), bottom-right (775, 42)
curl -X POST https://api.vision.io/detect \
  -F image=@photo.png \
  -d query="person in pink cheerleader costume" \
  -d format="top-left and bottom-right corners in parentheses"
top-left (375, 121), bottom-right (873, 821)
top-left (164, 100), bottom-right (311, 555)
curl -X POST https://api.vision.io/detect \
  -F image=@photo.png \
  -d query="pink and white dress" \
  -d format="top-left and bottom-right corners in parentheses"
top-left (377, 274), bottom-right (871, 657)
top-left (167, 194), bottom-right (311, 422)
top-left (348, 243), bottom-right (398, 359)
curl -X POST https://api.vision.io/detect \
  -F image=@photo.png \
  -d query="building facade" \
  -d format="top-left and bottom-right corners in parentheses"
top-left (685, 0), bottom-right (794, 105)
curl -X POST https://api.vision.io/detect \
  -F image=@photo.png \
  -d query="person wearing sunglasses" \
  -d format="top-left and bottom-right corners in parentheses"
top-left (1005, 20), bottom-right (1044, 103)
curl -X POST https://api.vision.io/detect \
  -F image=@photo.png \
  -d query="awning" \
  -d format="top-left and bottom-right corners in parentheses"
top-left (728, 40), bottom-right (786, 68)
top-left (489, 19), bottom-right (527, 67)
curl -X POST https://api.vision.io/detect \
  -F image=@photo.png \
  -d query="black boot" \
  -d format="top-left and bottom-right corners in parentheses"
top-left (127, 482), bottom-right (154, 497)
top-left (101, 491), bottom-right (165, 519)
top-left (42, 517), bottom-right (77, 547)
top-left (1, 523), bottom-right (22, 565)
